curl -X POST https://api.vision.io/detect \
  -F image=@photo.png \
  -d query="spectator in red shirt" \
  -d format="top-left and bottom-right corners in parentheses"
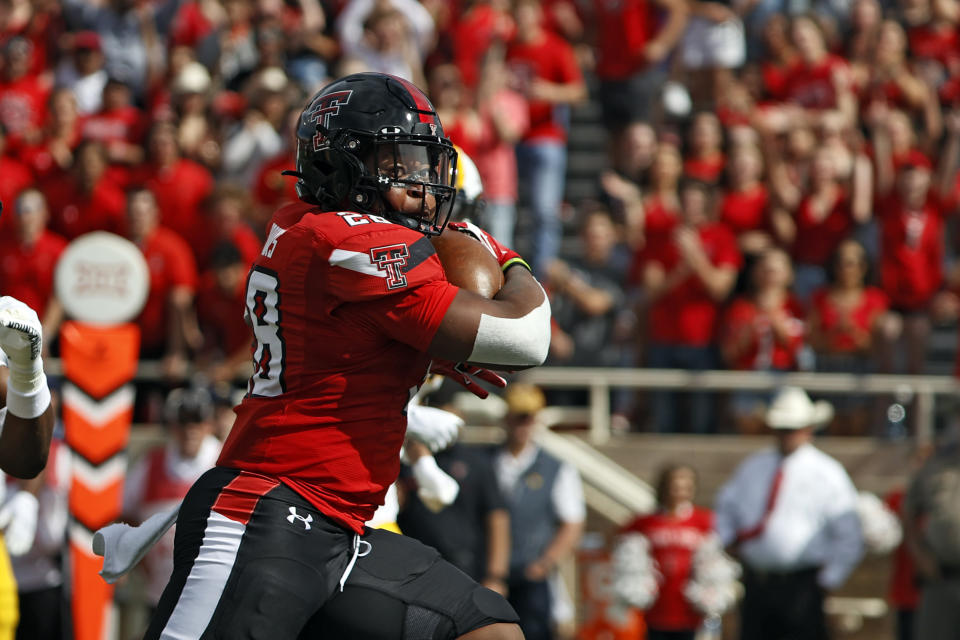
top-left (507, 0), bottom-right (586, 276)
top-left (720, 143), bottom-right (772, 257)
top-left (720, 247), bottom-right (805, 432)
top-left (625, 140), bottom-right (684, 271)
top-left (758, 16), bottom-right (856, 134)
top-left (902, 0), bottom-right (960, 86)
top-left (641, 178), bottom-right (741, 433)
top-left (858, 20), bottom-right (942, 144)
top-left (0, 36), bottom-right (52, 149)
top-left (590, 0), bottom-right (688, 134)
top-left (451, 0), bottom-right (515, 88)
top-left (846, 0), bottom-right (883, 76)
top-left (808, 240), bottom-right (901, 435)
top-left (42, 139), bottom-right (128, 240)
top-left (430, 59), bottom-right (529, 247)
top-left (196, 184), bottom-right (262, 270)
top-left (614, 464), bottom-right (714, 640)
top-left (683, 111), bottom-right (726, 184)
top-left (125, 186), bottom-right (200, 381)
top-left (0, 123), bottom-right (35, 238)
top-left (79, 76), bottom-right (148, 166)
top-left (756, 14), bottom-right (798, 103)
top-left (0, 189), bottom-right (68, 336)
top-left (599, 121), bottom-right (658, 248)
top-left (870, 107), bottom-right (960, 375)
top-left (786, 16), bottom-right (857, 124)
top-left (808, 239), bottom-right (899, 374)
top-left (20, 87), bottom-right (82, 181)
top-left (135, 121), bottom-right (215, 259)
top-left (196, 242), bottom-right (251, 386)
top-left (771, 143), bottom-right (873, 303)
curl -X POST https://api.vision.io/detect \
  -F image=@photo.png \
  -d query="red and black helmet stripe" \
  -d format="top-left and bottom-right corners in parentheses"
top-left (394, 76), bottom-right (437, 126)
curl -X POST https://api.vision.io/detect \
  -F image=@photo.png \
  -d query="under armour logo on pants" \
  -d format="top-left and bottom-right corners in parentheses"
top-left (287, 506), bottom-right (313, 530)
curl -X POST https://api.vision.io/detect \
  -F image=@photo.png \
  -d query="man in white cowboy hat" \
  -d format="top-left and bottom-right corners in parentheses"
top-left (713, 386), bottom-right (863, 640)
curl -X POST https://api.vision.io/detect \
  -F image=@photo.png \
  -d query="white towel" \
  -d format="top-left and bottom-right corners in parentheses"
top-left (92, 505), bottom-right (179, 583)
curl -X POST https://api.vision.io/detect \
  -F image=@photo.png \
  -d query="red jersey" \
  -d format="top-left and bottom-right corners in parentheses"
top-left (792, 189), bottom-right (853, 265)
top-left (784, 55), bottom-right (849, 110)
top-left (0, 230), bottom-right (68, 319)
top-left (218, 203), bottom-right (460, 534)
top-left (619, 507), bottom-right (714, 631)
top-left (720, 296), bottom-right (805, 370)
top-left (810, 286), bottom-right (889, 353)
top-left (593, 0), bottom-right (657, 80)
top-left (877, 193), bottom-right (944, 310)
top-left (43, 173), bottom-right (128, 240)
top-left (135, 226), bottom-right (199, 353)
top-left (506, 33), bottom-right (582, 142)
top-left (645, 223), bottom-right (742, 345)
top-left (719, 184), bottom-right (770, 235)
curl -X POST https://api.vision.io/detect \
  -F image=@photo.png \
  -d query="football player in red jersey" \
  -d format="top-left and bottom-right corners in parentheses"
top-left (143, 73), bottom-right (549, 640)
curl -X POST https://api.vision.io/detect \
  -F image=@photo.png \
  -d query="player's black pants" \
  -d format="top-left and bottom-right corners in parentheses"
top-left (144, 467), bottom-right (518, 639)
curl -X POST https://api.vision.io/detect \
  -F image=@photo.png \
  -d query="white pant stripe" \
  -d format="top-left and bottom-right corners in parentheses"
top-left (160, 511), bottom-right (245, 639)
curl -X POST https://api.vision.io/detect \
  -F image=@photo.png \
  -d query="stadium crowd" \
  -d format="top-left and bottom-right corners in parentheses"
top-left (0, 0), bottom-right (959, 435)
top-left (0, 0), bottom-right (960, 638)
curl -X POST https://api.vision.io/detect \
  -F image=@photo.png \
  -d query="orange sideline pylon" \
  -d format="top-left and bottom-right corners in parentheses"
top-left (60, 321), bottom-right (140, 640)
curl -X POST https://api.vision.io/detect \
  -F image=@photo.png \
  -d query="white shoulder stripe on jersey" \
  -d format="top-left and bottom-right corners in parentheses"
top-left (328, 249), bottom-right (387, 278)
top-left (159, 511), bottom-right (245, 639)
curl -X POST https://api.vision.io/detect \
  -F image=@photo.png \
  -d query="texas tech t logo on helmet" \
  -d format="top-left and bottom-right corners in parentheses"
top-left (370, 243), bottom-right (409, 290)
top-left (307, 90), bottom-right (353, 149)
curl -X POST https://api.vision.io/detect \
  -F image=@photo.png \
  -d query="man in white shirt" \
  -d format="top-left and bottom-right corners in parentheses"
top-left (714, 387), bottom-right (863, 640)
top-left (493, 383), bottom-right (585, 640)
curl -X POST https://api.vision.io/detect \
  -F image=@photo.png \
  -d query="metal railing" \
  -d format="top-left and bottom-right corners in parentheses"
top-left (516, 367), bottom-right (960, 446)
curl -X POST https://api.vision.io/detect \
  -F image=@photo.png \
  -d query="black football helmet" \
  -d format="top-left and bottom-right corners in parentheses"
top-left (288, 72), bottom-right (458, 236)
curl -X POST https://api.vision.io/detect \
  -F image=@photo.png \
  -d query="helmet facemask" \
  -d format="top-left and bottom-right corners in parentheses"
top-left (300, 125), bottom-right (458, 236)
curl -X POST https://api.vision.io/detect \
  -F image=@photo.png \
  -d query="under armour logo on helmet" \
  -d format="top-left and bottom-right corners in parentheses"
top-left (287, 506), bottom-right (313, 530)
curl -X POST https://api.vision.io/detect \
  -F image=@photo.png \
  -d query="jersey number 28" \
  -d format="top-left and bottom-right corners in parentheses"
top-left (246, 266), bottom-right (286, 397)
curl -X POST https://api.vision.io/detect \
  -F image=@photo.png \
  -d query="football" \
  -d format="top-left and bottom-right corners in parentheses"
top-left (431, 228), bottom-right (504, 298)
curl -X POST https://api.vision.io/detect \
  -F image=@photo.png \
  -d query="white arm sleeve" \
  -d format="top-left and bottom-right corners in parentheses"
top-left (468, 286), bottom-right (551, 367)
top-left (551, 463), bottom-right (586, 523)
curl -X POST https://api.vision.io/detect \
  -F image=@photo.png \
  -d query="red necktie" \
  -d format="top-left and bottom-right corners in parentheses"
top-left (736, 464), bottom-right (784, 544)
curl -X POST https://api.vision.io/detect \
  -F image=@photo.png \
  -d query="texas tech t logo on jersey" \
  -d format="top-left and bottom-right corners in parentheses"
top-left (370, 243), bottom-right (409, 290)
top-left (308, 90), bottom-right (353, 149)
